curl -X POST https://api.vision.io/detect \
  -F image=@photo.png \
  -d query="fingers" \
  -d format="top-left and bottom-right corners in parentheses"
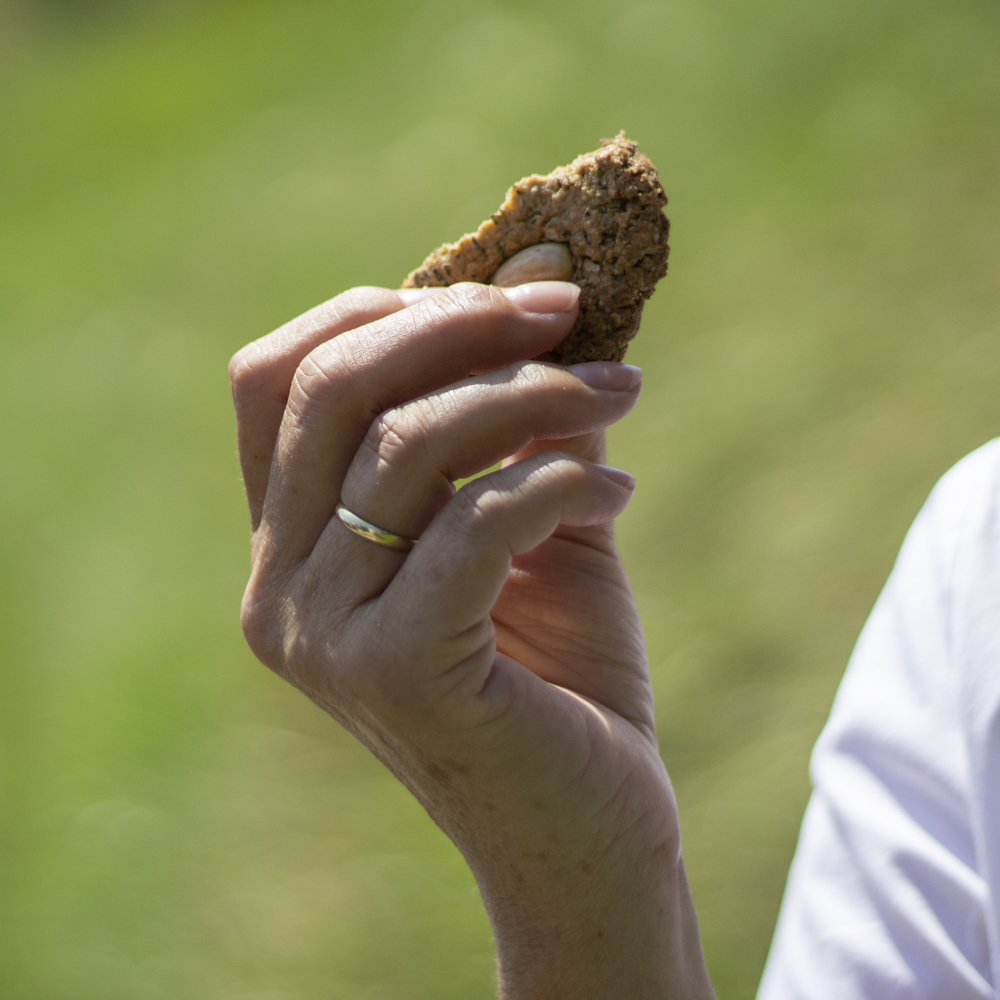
top-left (340, 360), bottom-right (642, 540)
top-left (370, 452), bottom-right (636, 682)
top-left (311, 360), bottom-right (639, 605)
top-left (258, 281), bottom-right (580, 568)
top-left (230, 286), bottom-right (413, 531)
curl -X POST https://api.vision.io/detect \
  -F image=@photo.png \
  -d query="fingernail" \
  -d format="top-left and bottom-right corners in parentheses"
top-left (500, 281), bottom-right (580, 314)
top-left (397, 287), bottom-right (446, 306)
top-left (595, 465), bottom-right (636, 489)
top-left (567, 362), bottom-right (642, 391)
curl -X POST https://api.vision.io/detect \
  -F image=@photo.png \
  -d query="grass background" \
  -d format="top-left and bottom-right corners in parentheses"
top-left (2, 0), bottom-right (1000, 996)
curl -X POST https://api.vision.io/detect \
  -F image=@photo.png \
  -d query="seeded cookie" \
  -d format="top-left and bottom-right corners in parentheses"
top-left (402, 132), bottom-right (669, 364)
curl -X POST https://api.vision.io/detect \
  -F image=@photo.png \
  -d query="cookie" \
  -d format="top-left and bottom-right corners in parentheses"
top-left (402, 132), bottom-right (670, 364)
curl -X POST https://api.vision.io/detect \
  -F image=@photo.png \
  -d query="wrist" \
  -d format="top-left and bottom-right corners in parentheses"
top-left (479, 793), bottom-right (714, 1000)
top-left (435, 741), bottom-right (714, 1000)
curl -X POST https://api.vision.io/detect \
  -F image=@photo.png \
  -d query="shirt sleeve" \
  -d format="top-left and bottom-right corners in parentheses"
top-left (757, 443), bottom-right (1000, 1000)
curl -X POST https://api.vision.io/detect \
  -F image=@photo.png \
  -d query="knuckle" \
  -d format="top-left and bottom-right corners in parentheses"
top-left (452, 477), bottom-right (504, 533)
top-left (433, 281), bottom-right (505, 319)
top-left (338, 284), bottom-right (389, 305)
top-left (447, 280), bottom-right (495, 305)
top-left (329, 285), bottom-right (395, 318)
top-left (228, 341), bottom-right (271, 397)
top-left (538, 448), bottom-right (576, 467)
top-left (229, 286), bottom-right (400, 405)
top-left (483, 360), bottom-right (565, 400)
top-left (286, 344), bottom-right (352, 422)
top-left (241, 567), bottom-right (353, 690)
top-left (513, 359), bottom-right (560, 391)
top-left (361, 403), bottom-right (433, 475)
top-left (297, 286), bottom-right (396, 340)
top-left (239, 577), bottom-right (284, 670)
top-left (361, 410), bottom-right (409, 473)
top-left (279, 625), bottom-right (326, 688)
top-left (534, 451), bottom-right (583, 485)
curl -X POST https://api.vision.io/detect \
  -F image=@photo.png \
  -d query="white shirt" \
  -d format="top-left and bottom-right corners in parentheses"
top-left (758, 439), bottom-right (1000, 1000)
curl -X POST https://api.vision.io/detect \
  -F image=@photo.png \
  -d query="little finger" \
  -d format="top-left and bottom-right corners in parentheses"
top-left (372, 452), bottom-right (636, 686)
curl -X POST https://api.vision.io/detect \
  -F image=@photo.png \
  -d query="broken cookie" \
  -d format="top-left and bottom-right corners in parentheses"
top-left (402, 132), bottom-right (670, 364)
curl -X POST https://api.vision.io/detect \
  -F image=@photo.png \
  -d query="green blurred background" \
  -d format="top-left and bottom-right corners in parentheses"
top-left (2, 0), bottom-right (1000, 996)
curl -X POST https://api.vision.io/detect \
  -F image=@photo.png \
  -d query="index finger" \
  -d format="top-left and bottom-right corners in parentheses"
top-left (230, 286), bottom-right (428, 531)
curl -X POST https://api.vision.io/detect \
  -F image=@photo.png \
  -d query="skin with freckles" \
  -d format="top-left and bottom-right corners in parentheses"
top-left (230, 247), bottom-right (716, 999)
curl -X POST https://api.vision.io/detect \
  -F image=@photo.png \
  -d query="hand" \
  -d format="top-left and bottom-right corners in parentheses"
top-left (230, 273), bottom-right (715, 999)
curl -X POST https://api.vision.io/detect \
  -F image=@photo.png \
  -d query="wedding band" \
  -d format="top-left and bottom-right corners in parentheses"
top-left (335, 503), bottom-right (418, 552)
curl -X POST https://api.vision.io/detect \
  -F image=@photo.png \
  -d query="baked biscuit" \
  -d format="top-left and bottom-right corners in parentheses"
top-left (402, 132), bottom-right (670, 364)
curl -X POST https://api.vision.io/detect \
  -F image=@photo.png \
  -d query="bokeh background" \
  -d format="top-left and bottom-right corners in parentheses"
top-left (2, 0), bottom-right (1000, 996)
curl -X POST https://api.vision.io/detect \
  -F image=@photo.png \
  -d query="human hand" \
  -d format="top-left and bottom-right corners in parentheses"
top-left (230, 267), bottom-right (714, 998)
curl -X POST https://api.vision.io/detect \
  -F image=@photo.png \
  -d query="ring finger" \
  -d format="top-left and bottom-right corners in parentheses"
top-left (315, 359), bottom-right (641, 600)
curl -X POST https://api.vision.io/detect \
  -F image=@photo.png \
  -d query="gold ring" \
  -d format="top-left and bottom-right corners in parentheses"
top-left (335, 503), bottom-right (417, 552)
